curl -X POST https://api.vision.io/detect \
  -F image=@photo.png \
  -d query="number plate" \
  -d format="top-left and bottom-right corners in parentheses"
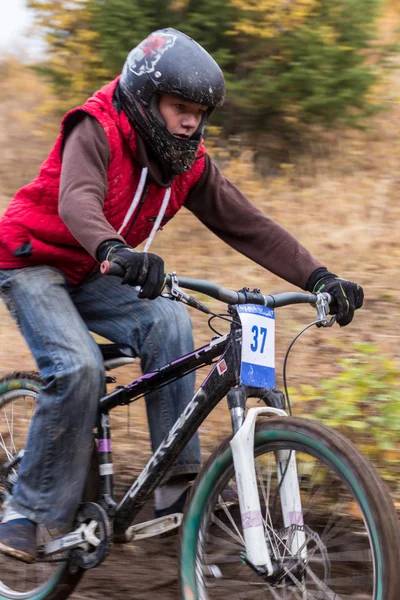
top-left (237, 304), bottom-right (275, 389)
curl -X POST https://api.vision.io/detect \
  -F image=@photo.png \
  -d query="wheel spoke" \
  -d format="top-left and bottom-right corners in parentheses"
top-left (306, 566), bottom-right (346, 599)
top-left (0, 431), bottom-right (13, 462)
top-left (2, 407), bottom-right (17, 457)
top-left (211, 512), bottom-right (244, 546)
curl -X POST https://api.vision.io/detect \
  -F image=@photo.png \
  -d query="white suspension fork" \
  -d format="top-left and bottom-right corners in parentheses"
top-left (276, 449), bottom-right (307, 558)
top-left (230, 407), bottom-right (307, 574)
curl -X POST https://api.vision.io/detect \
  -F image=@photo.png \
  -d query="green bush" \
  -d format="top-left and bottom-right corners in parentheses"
top-left (294, 342), bottom-right (400, 482)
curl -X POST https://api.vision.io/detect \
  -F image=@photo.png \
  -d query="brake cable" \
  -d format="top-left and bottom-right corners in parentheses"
top-left (282, 315), bottom-right (335, 416)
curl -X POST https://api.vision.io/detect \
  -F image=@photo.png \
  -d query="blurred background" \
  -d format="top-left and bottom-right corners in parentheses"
top-left (0, 0), bottom-right (399, 511)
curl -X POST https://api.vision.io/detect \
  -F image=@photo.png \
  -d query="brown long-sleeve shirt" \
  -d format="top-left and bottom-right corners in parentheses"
top-left (59, 114), bottom-right (323, 290)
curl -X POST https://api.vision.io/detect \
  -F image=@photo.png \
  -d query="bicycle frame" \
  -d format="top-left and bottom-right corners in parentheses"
top-left (99, 329), bottom-right (236, 539)
top-left (93, 306), bottom-right (305, 576)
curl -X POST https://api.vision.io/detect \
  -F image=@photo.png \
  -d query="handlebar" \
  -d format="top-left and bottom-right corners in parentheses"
top-left (166, 275), bottom-right (324, 308)
top-left (100, 260), bottom-right (331, 312)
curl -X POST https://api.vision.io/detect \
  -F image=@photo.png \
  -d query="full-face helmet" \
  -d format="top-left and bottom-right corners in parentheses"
top-left (118, 28), bottom-right (225, 174)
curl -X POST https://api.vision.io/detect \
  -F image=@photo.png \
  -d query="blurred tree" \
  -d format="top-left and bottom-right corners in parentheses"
top-left (88, 0), bottom-right (171, 75)
top-left (29, 0), bottom-right (384, 133)
top-left (222, 0), bottom-right (382, 133)
top-left (28, 0), bottom-right (110, 115)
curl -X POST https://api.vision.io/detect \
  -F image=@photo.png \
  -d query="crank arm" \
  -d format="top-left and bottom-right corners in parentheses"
top-left (125, 513), bottom-right (183, 542)
top-left (40, 520), bottom-right (100, 558)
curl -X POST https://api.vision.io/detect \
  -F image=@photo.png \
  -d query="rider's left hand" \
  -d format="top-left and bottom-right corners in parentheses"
top-left (307, 269), bottom-right (364, 327)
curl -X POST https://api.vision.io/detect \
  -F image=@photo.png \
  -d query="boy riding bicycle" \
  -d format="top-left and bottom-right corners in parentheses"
top-left (0, 28), bottom-right (363, 563)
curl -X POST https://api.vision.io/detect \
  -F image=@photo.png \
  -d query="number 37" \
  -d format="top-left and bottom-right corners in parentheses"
top-left (250, 325), bottom-right (267, 353)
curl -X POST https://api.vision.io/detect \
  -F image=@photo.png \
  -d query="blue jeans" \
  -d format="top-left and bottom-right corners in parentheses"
top-left (0, 266), bottom-right (201, 531)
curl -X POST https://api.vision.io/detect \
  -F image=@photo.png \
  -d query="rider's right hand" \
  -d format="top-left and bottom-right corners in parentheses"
top-left (97, 241), bottom-right (165, 299)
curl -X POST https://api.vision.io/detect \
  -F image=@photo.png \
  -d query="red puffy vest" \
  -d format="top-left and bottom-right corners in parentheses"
top-left (0, 78), bottom-right (206, 284)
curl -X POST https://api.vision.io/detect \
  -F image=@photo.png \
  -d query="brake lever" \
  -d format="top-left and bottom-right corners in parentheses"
top-left (161, 273), bottom-right (211, 314)
top-left (314, 292), bottom-right (336, 328)
top-left (316, 315), bottom-right (336, 328)
top-left (161, 272), bottom-right (182, 301)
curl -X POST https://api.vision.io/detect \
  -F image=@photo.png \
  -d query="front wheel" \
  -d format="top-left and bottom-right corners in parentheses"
top-left (180, 416), bottom-right (400, 599)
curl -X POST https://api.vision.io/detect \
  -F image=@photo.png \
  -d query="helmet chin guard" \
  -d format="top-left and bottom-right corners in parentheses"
top-left (119, 28), bottom-right (225, 173)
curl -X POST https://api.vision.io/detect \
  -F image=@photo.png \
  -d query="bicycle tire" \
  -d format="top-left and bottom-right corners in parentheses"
top-left (180, 416), bottom-right (400, 599)
top-left (0, 372), bottom-right (97, 600)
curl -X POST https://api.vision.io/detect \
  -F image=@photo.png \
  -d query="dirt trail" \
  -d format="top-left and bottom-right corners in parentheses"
top-left (70, 504), bottom-right (180, 600)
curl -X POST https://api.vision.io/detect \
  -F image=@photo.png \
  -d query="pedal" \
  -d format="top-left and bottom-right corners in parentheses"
top-left (125, 513), bottom-right (183, 542)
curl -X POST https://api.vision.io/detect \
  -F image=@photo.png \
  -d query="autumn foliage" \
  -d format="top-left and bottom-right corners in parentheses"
top-left (28, 0), bottom-right (385, 132)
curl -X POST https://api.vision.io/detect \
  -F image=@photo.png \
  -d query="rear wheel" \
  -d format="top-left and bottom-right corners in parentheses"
top-left (0, 372), bottom-right (92, 600)
top-left (180, 416), bottom-right (400, 599)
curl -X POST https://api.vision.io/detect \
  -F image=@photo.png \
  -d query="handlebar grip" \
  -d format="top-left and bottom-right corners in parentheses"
top-left (100, 260), bottom-right (125, 278)
top-left (328, 298), bottom-right (338, 315)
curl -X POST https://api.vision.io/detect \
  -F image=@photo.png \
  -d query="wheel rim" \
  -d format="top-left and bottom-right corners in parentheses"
top-left (182, 430), bottom-right (382, 600)
top-left (0, 384), bottom-right (66, 599)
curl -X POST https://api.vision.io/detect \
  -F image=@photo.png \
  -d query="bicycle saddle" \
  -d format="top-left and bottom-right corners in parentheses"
top-left (98, 343), bottom-right (136, 370)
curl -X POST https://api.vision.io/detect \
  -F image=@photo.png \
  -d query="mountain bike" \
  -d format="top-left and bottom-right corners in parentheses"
top-left (0, 269), bottom-right (398, 600)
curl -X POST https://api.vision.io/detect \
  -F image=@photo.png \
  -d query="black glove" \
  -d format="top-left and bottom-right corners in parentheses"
top-left (307, 268), bottom-right (364, 327)
top-left (97, 241), bottom-right (165, 300)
